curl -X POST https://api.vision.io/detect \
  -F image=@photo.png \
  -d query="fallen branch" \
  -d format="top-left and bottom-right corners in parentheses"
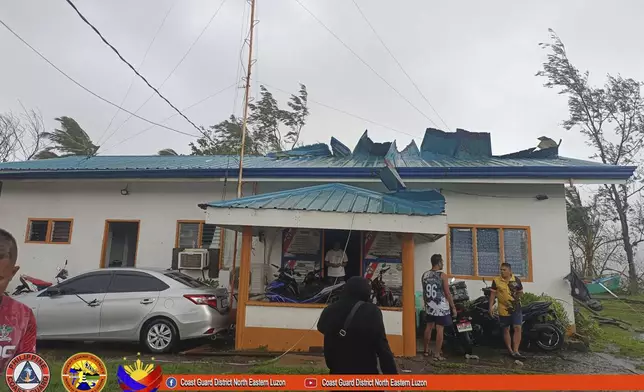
top-left (573, 298), bottom-right (602, 316)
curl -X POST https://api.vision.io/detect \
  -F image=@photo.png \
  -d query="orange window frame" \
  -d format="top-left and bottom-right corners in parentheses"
top-left (446, 224), bottom-right (533, 282)
top-left (175, 220), bottom-right (225, 268)
top-left (25, 218), bottom-right (74, 245)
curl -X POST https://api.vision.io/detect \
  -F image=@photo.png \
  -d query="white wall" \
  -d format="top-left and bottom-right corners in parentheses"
top-left (412, 183), bottom-right (573, 323)
top-left (245, 304), bottom-right (403, 334)
top-left (0, 179), bottom-right (573, 324)
top-left (0, 180), bottom-right (234, 288)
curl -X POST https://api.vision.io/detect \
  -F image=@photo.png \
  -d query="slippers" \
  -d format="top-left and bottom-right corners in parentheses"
top-left (433, 354), bottom-right (446, 361)
top-left (423, 351), bottom-right (430, 357)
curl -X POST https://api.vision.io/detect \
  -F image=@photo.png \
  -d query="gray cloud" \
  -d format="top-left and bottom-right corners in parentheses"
top-left (1, 0), bottom-right (643, 158)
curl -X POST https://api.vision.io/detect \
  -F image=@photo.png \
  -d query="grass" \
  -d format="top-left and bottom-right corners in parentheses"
top-left (40, 359), bottom-right (326, 392)
top-left (585, 294), bottom-right (644, 359)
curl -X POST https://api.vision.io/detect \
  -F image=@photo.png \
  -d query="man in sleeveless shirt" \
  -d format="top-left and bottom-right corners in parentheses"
top-left (421, 254), bottom-right (456, 360)
top-left (0, 229), bottom-right (37, 374)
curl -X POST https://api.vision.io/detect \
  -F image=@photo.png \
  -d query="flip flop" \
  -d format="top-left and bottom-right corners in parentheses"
top-left (433, 354), bottom-right (446, 361)
top-left (423, 351), bottom-right (430, 357)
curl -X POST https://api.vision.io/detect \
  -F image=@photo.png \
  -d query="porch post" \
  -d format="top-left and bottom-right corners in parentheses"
top-left (234, 226), bottom-right (253, 351)
top-left (401, 232), bottom-right (416, 357)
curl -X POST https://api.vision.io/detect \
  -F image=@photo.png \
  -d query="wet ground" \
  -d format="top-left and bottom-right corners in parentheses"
top-left (38, 339), bottom-right (642, 375)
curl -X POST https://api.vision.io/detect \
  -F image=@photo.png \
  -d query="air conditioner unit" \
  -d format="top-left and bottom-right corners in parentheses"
top-left (178, 249), bottom-right (209, 270)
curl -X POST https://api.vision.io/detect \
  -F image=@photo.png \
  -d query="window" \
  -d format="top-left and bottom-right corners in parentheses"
top-left (26, 219), bottom-right (73, 244)
top-left (108, 272), bottom-right (169, 293)
top-left (57, 273), bottom-right (112, 295)
top-left (447, 226), bottom-right (532, 280)
top-left (164, 271), bottom-right (209, 288)
top-left (176, 221), bottom-right (221, 249)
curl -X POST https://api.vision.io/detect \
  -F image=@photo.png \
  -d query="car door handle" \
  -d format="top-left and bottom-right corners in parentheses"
top-left (140, 299), bottom-right (155, 305)
top-left (88, 300), bottom-right (101, 307)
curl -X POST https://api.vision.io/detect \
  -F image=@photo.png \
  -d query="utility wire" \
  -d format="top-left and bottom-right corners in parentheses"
top-left (63, 0), bottom-right (202, 134)
top-left (0, 18), bottom-right (200, 139)
top-left (102, 0), bottom-right (229, 145)
top-left (351, 0), bottom-right (451, 131)
top-left (97, 0), bottom-right (177, 146)
top-left (260, 81), bottom-right (420, 139)
top-left (293, 0), bottom-right (438, 128)
top-left (100, 83), bottom-right (237, 154)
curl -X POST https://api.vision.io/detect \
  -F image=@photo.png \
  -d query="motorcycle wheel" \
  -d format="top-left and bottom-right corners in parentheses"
top-left (534, 324), bottom-right (564, 351)
top-left (456, 330), bottom-right (474, 355)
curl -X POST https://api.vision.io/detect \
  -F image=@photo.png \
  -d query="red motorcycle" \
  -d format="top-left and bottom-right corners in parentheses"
top-left (11, 260), bottom-right (69, 296)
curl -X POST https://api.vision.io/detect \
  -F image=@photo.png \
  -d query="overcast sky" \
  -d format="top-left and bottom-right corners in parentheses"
top-left (1, 0), bottom-right (643, 158)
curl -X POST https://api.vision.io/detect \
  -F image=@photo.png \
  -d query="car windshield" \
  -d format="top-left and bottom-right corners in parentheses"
top-left (164, 271), bottom-right (209, 288)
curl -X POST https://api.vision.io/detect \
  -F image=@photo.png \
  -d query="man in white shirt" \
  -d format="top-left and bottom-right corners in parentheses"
top-left (325, 241), bottom-right (348, 283)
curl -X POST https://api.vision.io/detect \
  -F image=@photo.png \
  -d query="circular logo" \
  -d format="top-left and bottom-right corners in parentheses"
top-left (4, 352), bottom-right (51, 392)
top-left (60, 352), bottom-right (108, 392)
top-left (166, 376), bottom-right (177, 389)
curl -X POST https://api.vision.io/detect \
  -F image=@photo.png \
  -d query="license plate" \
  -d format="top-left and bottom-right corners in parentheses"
top-left (456, 322), bottom-right (472, 332)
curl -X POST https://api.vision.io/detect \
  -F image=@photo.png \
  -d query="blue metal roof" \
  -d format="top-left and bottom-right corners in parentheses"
top-left (0, 154), bottom-right (634, 180)
top-left (0, 128), bottom-right (636, 181)
top-left (201, 183), bottom-right (445, 216)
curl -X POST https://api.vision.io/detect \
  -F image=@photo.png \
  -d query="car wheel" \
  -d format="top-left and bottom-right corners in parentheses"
top-left (141, 318), bottom-right (178, 354)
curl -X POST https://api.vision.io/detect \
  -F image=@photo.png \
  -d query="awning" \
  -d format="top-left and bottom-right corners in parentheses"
top-left (199, 183), bottom-right (447, 235)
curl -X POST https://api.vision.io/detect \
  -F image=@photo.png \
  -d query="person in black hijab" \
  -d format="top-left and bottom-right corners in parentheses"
top-left (317, 276), bottom-right (398, 375)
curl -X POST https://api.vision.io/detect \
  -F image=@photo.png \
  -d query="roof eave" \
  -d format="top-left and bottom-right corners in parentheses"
top-left (0, 165), bottom-right (636, 181)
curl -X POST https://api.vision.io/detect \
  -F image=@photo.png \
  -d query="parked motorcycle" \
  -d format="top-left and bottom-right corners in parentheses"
top-left (369, 266), bottom-right (402, 307)
top-left (468, 279), bottom-right (565, 352)
top-left (11, 260), bottom-right (69, 296)
top-left (265, 264), bottom-right (344, 304)
top-left (447, 278), bottom-right (475, 354)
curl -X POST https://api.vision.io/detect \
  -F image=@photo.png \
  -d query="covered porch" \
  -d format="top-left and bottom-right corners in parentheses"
top-left (201, 183), bottom-right (447, 357)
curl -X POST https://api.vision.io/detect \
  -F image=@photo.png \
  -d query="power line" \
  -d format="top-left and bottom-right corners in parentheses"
top-left (97, 0), bottom-right (177, 145)
top-left (351, 0), bottom-right (451, 131)
top-left (102, 0), bottom-right (229, 145)
top-left (100, 83), bottom-right (237, 154)
top-left (0, 18), bottom-right (200, 139)
top-left (260, 81), bottom-right (420, 139)
top-left (292, 0), bottom-right (438, 128)
top-left (63, 0), bottom-right (202, 134)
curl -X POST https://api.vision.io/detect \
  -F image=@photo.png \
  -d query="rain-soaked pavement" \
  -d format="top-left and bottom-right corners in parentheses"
top-left (40, 340), bottom-right (642, 375)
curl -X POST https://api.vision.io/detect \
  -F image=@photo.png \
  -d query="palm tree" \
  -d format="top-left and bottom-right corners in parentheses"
top-left (35, 116), bottom-right (99, 159)
top-left (157, 148), bottom-right (179, 156)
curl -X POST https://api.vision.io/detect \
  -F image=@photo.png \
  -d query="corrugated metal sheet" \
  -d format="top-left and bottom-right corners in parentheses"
top-left (0, 154), bottom-right (612, 172)
top-left (206, 183), bottom-right (445, 216)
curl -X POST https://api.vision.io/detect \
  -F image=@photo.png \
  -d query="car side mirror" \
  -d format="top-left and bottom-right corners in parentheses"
top-left (46, 287), bottom-right (61, 297)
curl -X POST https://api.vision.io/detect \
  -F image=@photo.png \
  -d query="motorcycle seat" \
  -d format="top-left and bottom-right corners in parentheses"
top-left (522, 301), bottom-right (551, 313)
top-left (21, 275), bottom-right (53, 287)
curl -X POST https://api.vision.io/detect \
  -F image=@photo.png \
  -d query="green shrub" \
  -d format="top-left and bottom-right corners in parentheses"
top-left (574, 310), bottom-right (602, 340)
top-left (198, 277), bottom-right (219, 288)
top-left (521, 292), bottom-right (571, 328)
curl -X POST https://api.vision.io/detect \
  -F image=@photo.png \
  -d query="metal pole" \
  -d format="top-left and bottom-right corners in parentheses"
top-left (230, 0), bottom-right (256, 312)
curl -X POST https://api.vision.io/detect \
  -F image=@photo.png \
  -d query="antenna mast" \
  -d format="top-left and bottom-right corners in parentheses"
top-left (237, 0), bottom-right (256, 198)
top-left (229, 0), bottom-right (256, 313)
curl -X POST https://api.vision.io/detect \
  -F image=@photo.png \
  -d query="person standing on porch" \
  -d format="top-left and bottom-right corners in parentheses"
top-left (489, 262), bottom-right (525, 360)
top-left (325, 241), bottom-right (348, 283)
top-left (421, 254), bottom-right (456, 360)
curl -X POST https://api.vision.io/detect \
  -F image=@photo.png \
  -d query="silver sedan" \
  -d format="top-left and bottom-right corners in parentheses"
top-left (14, 268), bottom-right (231, 353)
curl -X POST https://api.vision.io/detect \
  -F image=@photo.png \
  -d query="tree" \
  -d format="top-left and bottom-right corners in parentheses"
top-left (190, 115), bottom-right (261, 156)
top-left (35, 116), bottom-right (99, 159)
top-left (158, 148), bottom-right (179, 156)
top-left (566, 186), bottom-right (622, 278)
top-left (190, 84), bottom-right (309, 156)
top-left (538, 29), bottom-right (644, 292)
top-left (0, 108), bottom-right (46, 162)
